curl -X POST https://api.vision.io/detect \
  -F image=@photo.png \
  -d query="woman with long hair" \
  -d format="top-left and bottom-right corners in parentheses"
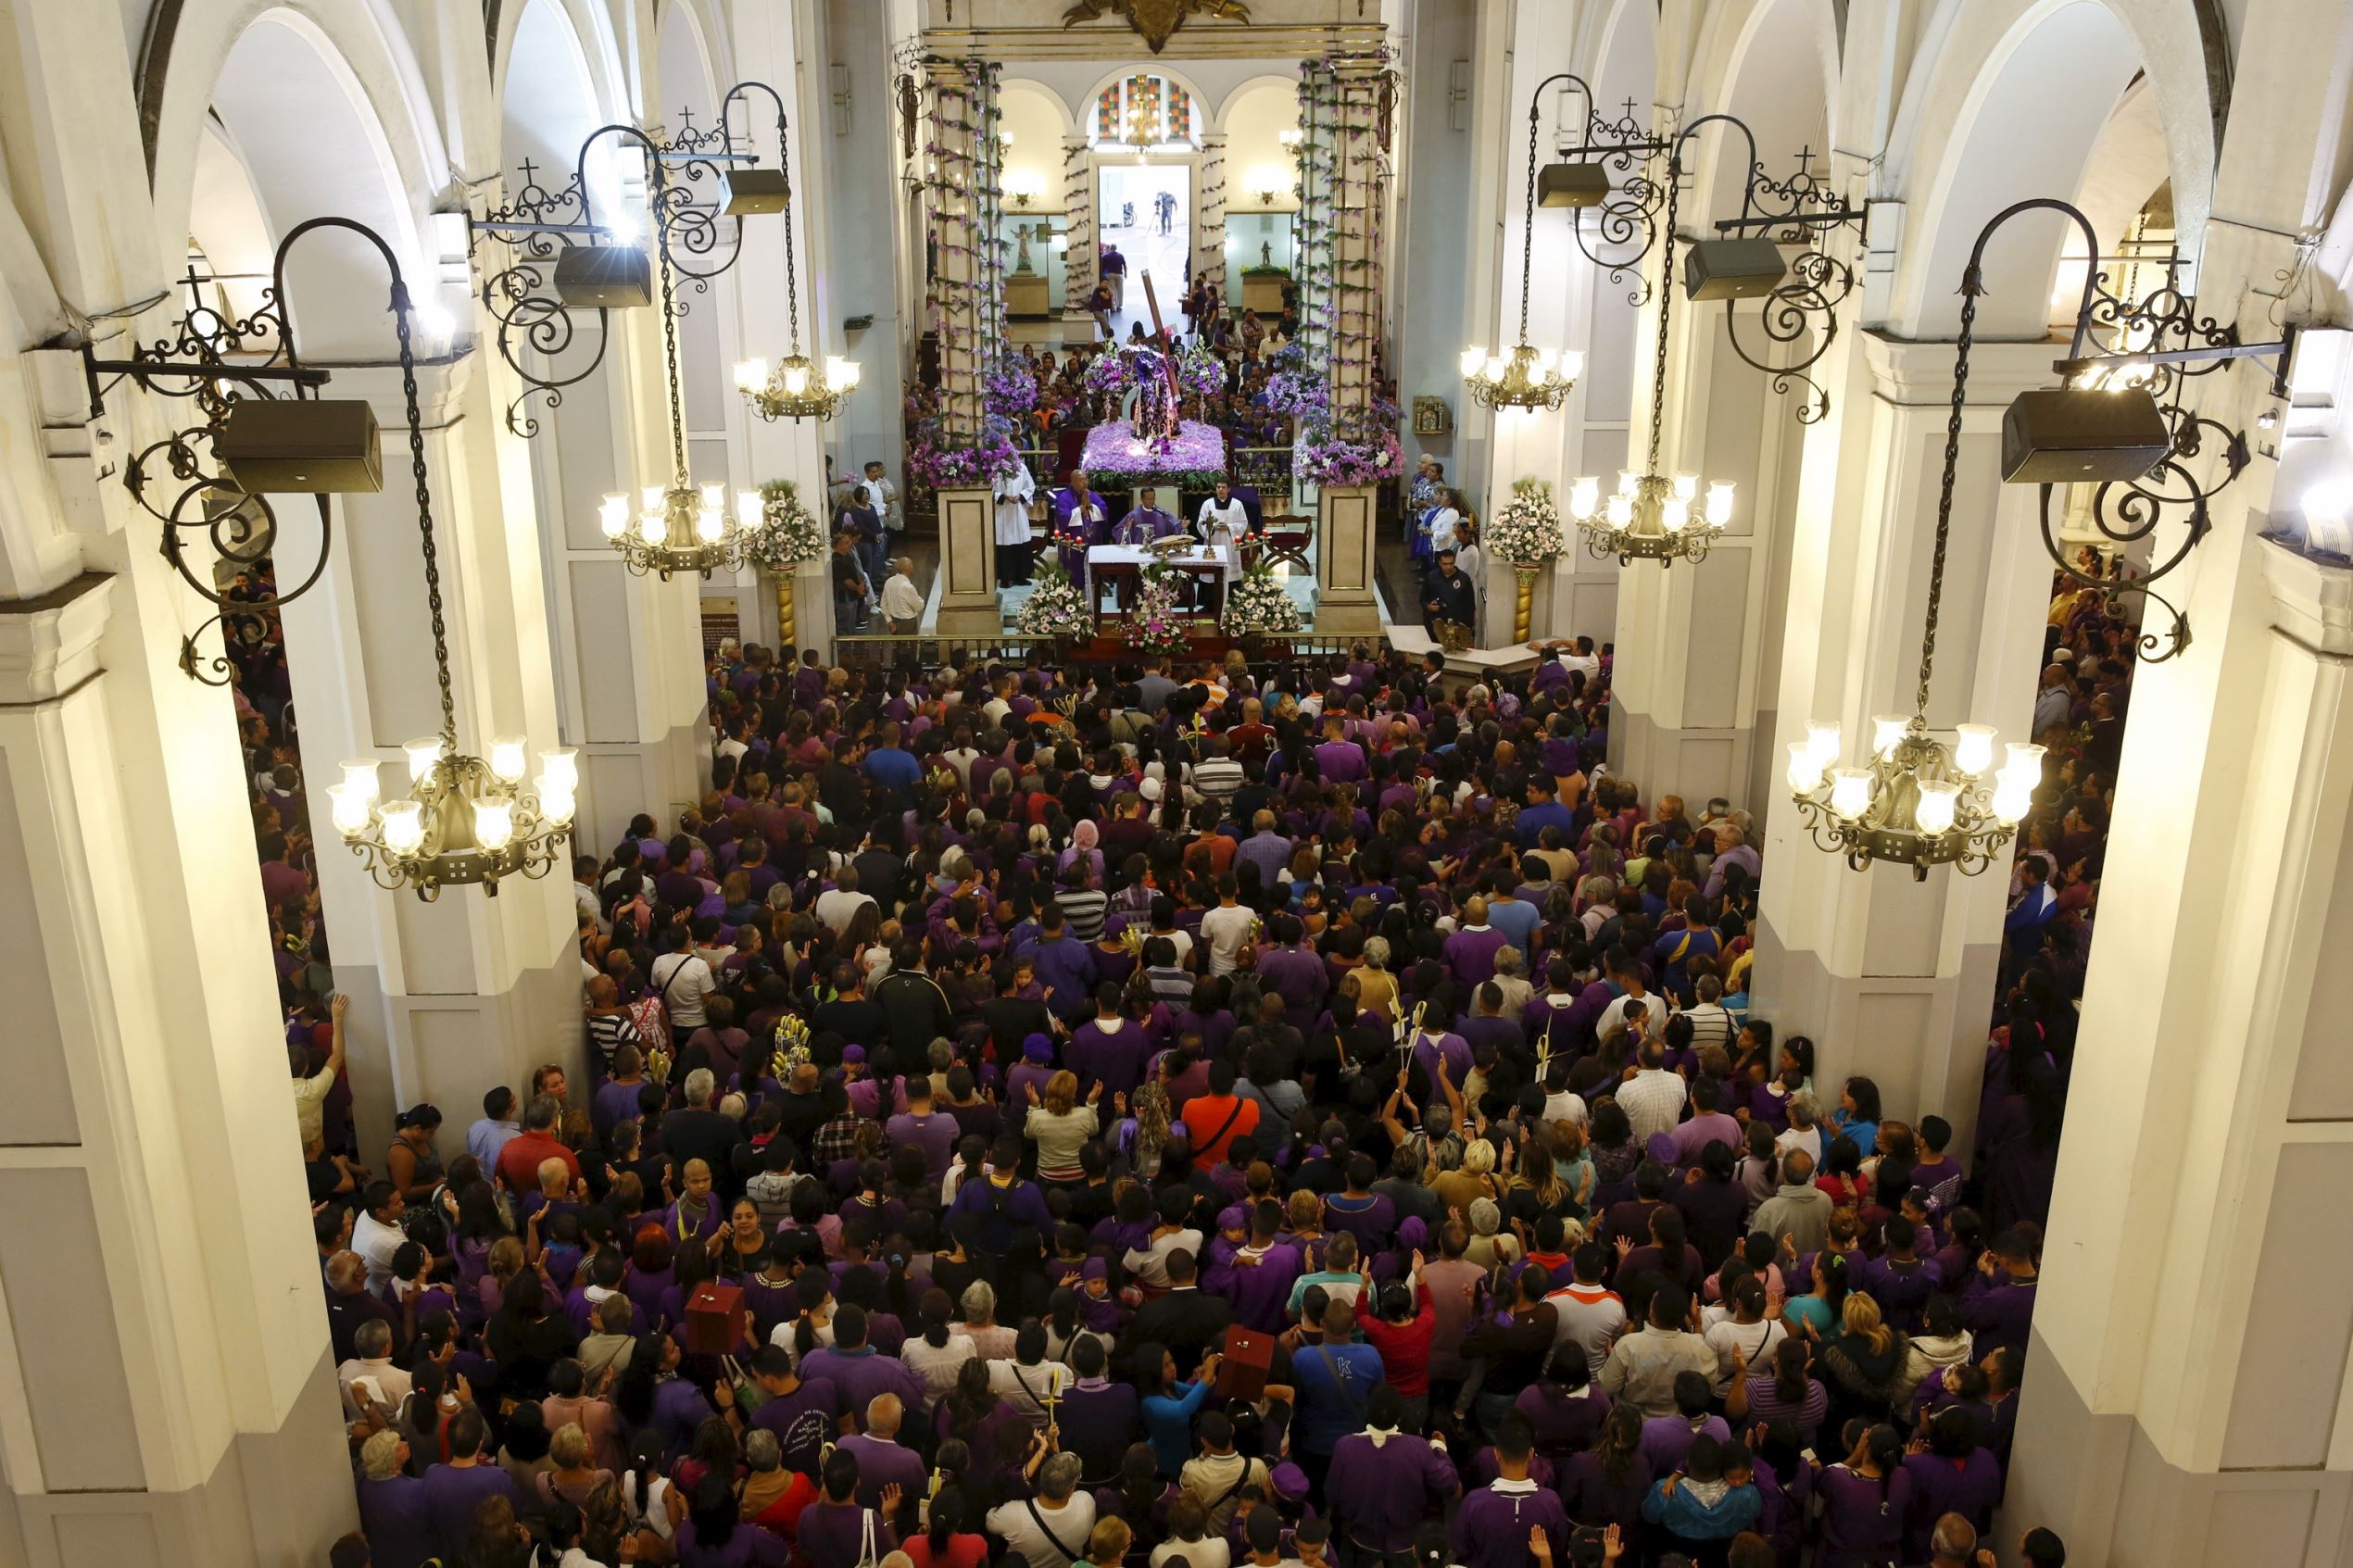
top-left (1557, 1401), bottom-right (1651, 1535)
top-left (1818, 1292), bottom-right (1907, 1436)
top-left (1815, 1422), bottom-right (1909, 1568)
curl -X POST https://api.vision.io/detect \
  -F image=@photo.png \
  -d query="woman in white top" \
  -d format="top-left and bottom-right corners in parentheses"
top-left (901, 1291), bottom-right (979, 1412)
top-left (952, 1279), bottom-right (1018, 1362)
top-left (1702, 1273), bottom-right (1788, 1395)
top-left (1424, 489), bottom-right (1465, 557)
top-left (1024, 1070), bottom-right (1103, 1183)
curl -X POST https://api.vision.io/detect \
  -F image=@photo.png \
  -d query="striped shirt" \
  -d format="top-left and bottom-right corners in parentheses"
top-left (1194, 756), bottom-right (1244, 805)
top-left (1055, 888), bottom-right (1109, 943)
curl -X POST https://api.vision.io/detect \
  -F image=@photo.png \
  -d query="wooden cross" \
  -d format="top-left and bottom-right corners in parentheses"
top-left (1041, 1374), bottom-right (1063, 1433)
top-left (1140, 270), bottom-right (1185, 436)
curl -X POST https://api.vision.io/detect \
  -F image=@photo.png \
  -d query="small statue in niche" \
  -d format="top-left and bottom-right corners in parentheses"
top-left (1261, 239), bottom-right (1273, 269)
top-left (1015, 223), bottom-right (1037, 274)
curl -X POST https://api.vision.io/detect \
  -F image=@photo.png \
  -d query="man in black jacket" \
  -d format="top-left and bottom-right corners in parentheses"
top-left (874, 939), bottom-right (953, 1060)
top-left (1126, 1248), bottom-right (1231, 1375)
top-left (659, 1068), bottom-right (746, 1198)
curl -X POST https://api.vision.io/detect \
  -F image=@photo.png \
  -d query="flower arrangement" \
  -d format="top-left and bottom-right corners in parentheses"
top-left (1079, 420), bottom-right (1229, 491)
top-left (740, 479), bottom-right (825, 572)
top-left (1173, 342), bottom-right (1228, 401)
top-left (1489, 477), bottom-right (1567, 567)
top-left (1222, 559), bottom-right (1303, 636)
top-left (1126, 563), bottom-right (1193, 660)
top-left (1013, 558), bottom-right (1094, 641)
top-left (1083, 348), bottom-right (1149, 400)
top-left (1297, 412), bottom-right (1404, 487)
top-left (1261, 343), bottom-right (1327, 420)
top-left (984, 355), bottom-right (1038, 420)
top-left (909, 411), bottom-right (1021, 490)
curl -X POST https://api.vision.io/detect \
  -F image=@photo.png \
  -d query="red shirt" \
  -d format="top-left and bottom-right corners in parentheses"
top-left (1180, 1093), bottom-right (1261, 1166)
top-left (903, 1535), bottom-right (989, 1568)
top-left (496, 1130), bottom-right (583, 1194)
top-left (1359, 1298), bottom-right (1436, 1396)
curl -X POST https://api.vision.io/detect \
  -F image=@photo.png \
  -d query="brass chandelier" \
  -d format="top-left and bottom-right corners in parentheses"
top-left (1461, 74), bottom-right (1595, 413)
top-left (734, 98), bottom-right (859, 422)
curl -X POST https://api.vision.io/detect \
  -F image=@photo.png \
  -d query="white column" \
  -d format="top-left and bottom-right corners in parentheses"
top-left (1313, 57), bottom-right (1391, 635)
top-left (1062, 133), bottom-right (1099, 336)
top-left (0, 357), bottom-right (351, 1568)
top-left (1194, 132), bottom-right (1229, 300)
top-left (1748, 333), bottom-right (2054, 1155)
top-left (274, 357), bottom-right (582, 1160)
top-left (928, 60), bottom-right (1000, 634)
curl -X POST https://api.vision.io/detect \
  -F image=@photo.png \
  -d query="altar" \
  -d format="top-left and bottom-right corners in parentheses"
top-left (1086, 543), bottom-right (1238, 615)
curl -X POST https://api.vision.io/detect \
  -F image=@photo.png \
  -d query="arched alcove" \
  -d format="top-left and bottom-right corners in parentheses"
top-left (1883, 0), bottom-right (2213, 340)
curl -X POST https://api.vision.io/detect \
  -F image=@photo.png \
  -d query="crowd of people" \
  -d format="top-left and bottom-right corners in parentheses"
top-left (315, 630), bottom-right (2086, 1568)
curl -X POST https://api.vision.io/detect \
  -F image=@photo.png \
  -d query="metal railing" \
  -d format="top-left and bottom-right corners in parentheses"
top-left (830, 630), bottom-right (1375, 671)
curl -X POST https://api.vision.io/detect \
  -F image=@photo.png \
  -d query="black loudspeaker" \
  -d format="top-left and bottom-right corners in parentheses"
top-left (215, 398), bottom-right (384, 494)
top-left (720, 168), bottom-right (791, 215)
top-left (1537, 161), bottom-right (1611, 208)
top-left (1999, 389), bottom-right (2171, 483)
top-left (1681, 239), bottom-right (1788, 301)
top-left (553, 245), bottom-right (654, 308)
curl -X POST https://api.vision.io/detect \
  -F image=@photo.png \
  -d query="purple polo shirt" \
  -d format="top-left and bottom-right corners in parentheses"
top-left (799, 1345), bottom-right (930, 1430)
top-left (419, 1464), bottom-right (522, 1560)
top-left (1314, 739), bottom-right (1369, 784)
top-left (1451, 1480), bottom-right (1568, 1568)
top-left (1327, 1432), bottom-right (1461, 1552)
top-left (1441, 926), bottom-right (1509, 990)
top-left (1206, 1241), bottom-right (1303, 1334)
top-left (1066, 1019), bottom-right (1151, 1099)
top-left (359, 1474), bottom-right (437, 1568)
top-left (838, 1431), bottom-right (928, 1505)
top-left (885, 1109), bottom-right (960, 1186)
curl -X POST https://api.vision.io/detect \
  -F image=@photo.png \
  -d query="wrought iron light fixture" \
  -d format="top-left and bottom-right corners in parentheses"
top-left (244, 219), bottom-right (577, 899)
top-left (472, 84), bottom-right (789, 438)
top-left (80, 245), bottom-right (398, 682)
top-left (733, 95), bottom-right (859, 424)
top-left (1462, 73), bottom-right (1599, 413)
top-left (1568, 117), bottom-right (1742, 564)
top-left (593, 127), bottom-right (759, 579)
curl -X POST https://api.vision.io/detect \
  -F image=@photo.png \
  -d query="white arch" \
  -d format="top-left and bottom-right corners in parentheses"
top-left (146, 0), bottom-right (447, 295)
top-left (655, 0), bottom-right (727, 128)
top-left (1878, 0), bottom-right (2216, 339)
top-left (1000, 76), bottom-right (1083, 139)
top-left (492, 0), bottom-right (626, 136)
top-left (498, 0), bottom-right (608, 182)
top-left (1684, 0), bottom-right (1839, 226)
top-left (1214, 72), bottom-right (1302, 132)
top-left (1075, 63), bottom-right (1213, 141)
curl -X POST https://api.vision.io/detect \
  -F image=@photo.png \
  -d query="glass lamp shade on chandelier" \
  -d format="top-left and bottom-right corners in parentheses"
top-left (303, 220), bottom-right (574, 897)
top-left (1461, 77), bottom-right (1591, 413)
top-left (1571, 125), bottom-right (1736, 564)
top-left (732, 109), bottom-right (859, 422)
top-left (591, 127), bottom-right (759, 577)
top-left (1784, 209), bottom-right (2056, 879)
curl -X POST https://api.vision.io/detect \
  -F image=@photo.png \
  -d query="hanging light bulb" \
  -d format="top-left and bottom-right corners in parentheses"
top-left (487, 737), bottom-right (528, 784)
top-left (406, 736), bottom-right (444, 784)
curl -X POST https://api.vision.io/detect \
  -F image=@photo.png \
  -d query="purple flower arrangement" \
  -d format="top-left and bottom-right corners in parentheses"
top-left (1296, 416), bottom-right (1403, 487)
top-left (1079, 419), bottom-right (1229, 490)
top-left (909, 411), bottom-right (1021, 490)
top-left (984, 356), bottom-right (1038, 420)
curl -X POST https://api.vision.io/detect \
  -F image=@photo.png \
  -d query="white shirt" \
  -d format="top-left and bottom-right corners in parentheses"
top-left (1200, 904), bottom-right (1256, 975)
top-left (351, 1209), bottom-right (407, 1293)
top-left (1559, 649), bottom-right (1601, 683)
top-left (648, 951), bottom-right (717, 1028)
top-left (1617, 1067), bottom-right (1689, 1143)
top-left (988, 1493), bottom-right (1098, 1568)
top-left (995, 466), bottom-right (1037, 546)
top-left (881, 573), bottom-right (925, 621)
top-left (814, 888), bottom-right (877, 933)
top-left (1426, 507), bottom-right (1462, 553)
top-left (988, 1358), bottom-right (1070, 1426)
top-left (863, 475), bottom-right (900, 528)
top-left (1597, 990), bottom-right (1668, 1041)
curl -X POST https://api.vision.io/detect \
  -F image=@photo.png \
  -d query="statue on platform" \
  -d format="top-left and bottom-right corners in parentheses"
top-left (1015, 223), bottom-right (1037, 275)
top-left (1262, 239), bottom-right (1273, 270)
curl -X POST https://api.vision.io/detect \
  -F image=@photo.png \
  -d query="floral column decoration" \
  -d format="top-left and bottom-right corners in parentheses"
top-left (1489, 478), bottom-right (1567, 643)
top-left (1063, 132), bottom-right (1096, 322)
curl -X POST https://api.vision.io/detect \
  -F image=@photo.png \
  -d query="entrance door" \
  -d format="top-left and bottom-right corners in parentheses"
top-left (1094, 161), bottom-right (1191, 343)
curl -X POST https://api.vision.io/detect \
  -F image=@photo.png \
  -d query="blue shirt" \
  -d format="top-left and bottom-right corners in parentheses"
top-left (1486, 897), bottom-right (1541, 950)
top-left (1142, 1378), bottom-right (1214, 1475)
top-left (864, 747), bottom-right (922, 795)
top-left (1516, 800), bottom-right (1575, 846)
top-left (466, 1117), bottom-right (519, 1170)
top-left (1292, 1339), bottom-right (1387, 1456)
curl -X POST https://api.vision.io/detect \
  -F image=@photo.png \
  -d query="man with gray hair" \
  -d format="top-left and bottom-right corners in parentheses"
top-left (337, 1317), bottom-right (410, 1422)
top-left (662, 1068), bottom-right (743, 1190)
top-left (988, 1450), bottom-right (1095, 1568)
top-left (1753, 1148), bottom-right (1832, 1258)
top-left (356, 1428), bottom-right (434, 1568)
top-left (1927, 1512), bottom-right (1993, 1568)
top-left (495, 1092), bottom-right (580, 1192)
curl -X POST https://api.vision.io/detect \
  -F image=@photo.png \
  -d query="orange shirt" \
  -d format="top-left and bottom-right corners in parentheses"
top-left (1180, 1093), bottom-right (1261, 1166)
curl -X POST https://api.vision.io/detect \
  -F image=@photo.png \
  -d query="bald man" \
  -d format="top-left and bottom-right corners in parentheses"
top-left (837, 1393), bottom-right (928, 1506)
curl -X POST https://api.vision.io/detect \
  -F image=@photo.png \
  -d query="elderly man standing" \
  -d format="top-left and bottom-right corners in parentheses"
top-left (988, 1451), bottom-right (1097, 1568)
top-left (1599, 1285), bottom-right (1718, 1418)
top-left (1702, 822), bottom-right (1762, 899)
top-left (881, 558), bottom-right (925, 634)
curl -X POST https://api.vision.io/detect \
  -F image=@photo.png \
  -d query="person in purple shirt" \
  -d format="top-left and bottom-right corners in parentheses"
top-left (1028, 906), bottom-right (1100, 1022)
top-left (1637, 1372), bottom-right (1731, 1474)
top-left (1235, 814), bottom-right (1294, 888)
top-left (675, 1470), bottom-right (794, 1566)
top-left (799, 1305), bottom-right (930, 1431)
top-left (950, 1135), bottom-right (1055, 1254)
top-left (1326, 1385), bottom-right (1461, 1559)
top-left (1206, 1201), bottom-right (1305, 1333)
top-left (357, 1431), bottom-right (436, 1568)
top-left (417, 1410), bottom-right (522, 1561)
top-left (1449, 1415), bottom-right (1568, 1568)
top-left (1441, 900), bottom-right (1510, 991)
top-left (1815, 1424), bottom-right (1911, 1568)
top-left (1066, 987), bottom-right (1152, 1100)
top-left (1313, 716), bottom-right (1369, 784)
top-left (747, 1346), bottom-right (842, 1476)
top-left (885, 1077), bottom-right (962, 1188)
top-left (1256, 914), bottom-right (1329, 1026)
top-left (1057, 1335), bottom-right (1143, 1477)
top-left (1957, 1228), bottom-right (2038, 1360)
top-left (796, 1450), bottom-right (902, 1568)
top-left (1856, 1217), bottom-right (1944, 1334)
top-left (1899, 1408), bottom-right (2005, 1562)
top-left (838, 1393), bottom-right (931, 1504)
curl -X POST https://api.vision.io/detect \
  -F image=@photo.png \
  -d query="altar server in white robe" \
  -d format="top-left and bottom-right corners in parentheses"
top-left (993, 458), bottom-right (1038, 585)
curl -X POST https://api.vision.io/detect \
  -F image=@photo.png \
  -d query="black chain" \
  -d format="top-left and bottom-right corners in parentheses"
top-left (1918, 269), bottom-right (1981, 719)
top-left (391, 288), bottom-right (456, 744)
top-left (1647, 156), bottom-right (1681, 475)
top-left (1519, 105), bottom-right (1540, 345)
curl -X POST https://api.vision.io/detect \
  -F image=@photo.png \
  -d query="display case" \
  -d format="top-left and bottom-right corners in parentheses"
top-left (1000, 204), bottom-right (1068, 320)
top-left (1231, 210), bottom-right (1295, 314)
